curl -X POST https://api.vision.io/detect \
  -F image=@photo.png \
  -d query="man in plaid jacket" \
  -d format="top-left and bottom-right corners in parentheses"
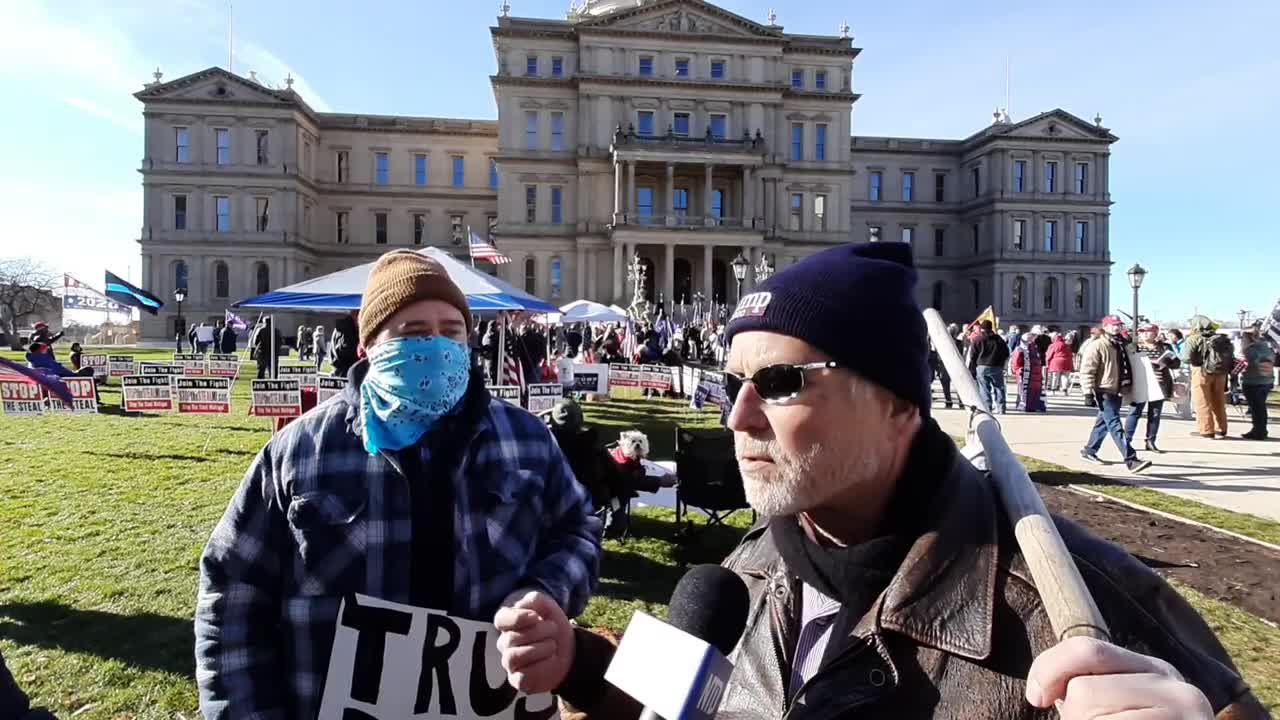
top-left (195, 251), bottom-right (601, 719)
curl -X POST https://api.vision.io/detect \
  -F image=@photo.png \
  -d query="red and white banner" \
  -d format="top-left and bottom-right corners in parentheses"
top-left (0, 378), bottom-right (45, 415)
top-left (250, 379), bottom-right (301, 417)
top-left (173, 353), bottom-right (207, 376)
top-left (108, 355), bottom-right (136, 377)
top-left (122, 375), bottom-right (174, 412)
top-left (208, 354), bottom-right (240, 378)
top-left (46, 377), bottom-right (97, 413)
top-left (175, 377), bottom-right (231, 414)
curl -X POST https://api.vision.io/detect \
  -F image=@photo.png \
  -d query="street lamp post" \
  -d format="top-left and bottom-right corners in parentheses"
top-left (173, 286), bottom-right (187, 339)
top-left (731, 251), bottom-right (749, 302)
top-left (1125, 263), bottom-right (1147, 335)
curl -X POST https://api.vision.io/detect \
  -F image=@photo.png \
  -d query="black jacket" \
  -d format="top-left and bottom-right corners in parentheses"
top-left (974, 331), bottom-right (1010, 367)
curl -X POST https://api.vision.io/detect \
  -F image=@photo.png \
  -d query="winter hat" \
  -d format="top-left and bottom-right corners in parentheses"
top-left (725, 242), bottom-right (930, 416)
top-left (359, 250), bottom-right (471, 348)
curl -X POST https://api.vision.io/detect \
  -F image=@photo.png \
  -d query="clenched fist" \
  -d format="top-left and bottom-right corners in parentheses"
top-left (494, 589), bottom-right (575, 695)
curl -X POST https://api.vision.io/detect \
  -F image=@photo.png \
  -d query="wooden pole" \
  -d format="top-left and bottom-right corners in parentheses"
top-left (924, 308), bottom-right (1110, 643)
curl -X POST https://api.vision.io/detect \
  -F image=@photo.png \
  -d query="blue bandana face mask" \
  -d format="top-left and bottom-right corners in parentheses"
top-left (359, 335), bottom-right (471, 455)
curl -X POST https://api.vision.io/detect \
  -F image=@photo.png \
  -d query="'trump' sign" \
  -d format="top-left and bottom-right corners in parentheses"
top-left (318, 594), bottom-right (559, 720)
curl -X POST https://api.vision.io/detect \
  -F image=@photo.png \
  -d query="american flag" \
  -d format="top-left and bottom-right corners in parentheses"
top-left (503, 322), bottom-right (526, 389)
top-left (469, 230), bottom-right (510, 265)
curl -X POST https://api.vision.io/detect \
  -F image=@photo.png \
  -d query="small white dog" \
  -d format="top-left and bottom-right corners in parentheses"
top-left (617, 430), bottom-right (650, 461)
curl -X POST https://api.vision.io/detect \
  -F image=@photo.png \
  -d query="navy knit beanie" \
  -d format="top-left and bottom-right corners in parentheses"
top-left (725, 242), bottom-right (931, 417)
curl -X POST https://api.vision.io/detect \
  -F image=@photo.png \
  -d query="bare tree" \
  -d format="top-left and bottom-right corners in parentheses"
top-left (0, 257), bottom-right (58, 350)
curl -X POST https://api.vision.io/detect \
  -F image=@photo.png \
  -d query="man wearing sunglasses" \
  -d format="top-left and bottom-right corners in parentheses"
top-left (498, 243), bottom-right (1263, 719)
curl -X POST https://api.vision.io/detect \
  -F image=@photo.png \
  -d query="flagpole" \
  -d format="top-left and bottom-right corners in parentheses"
top-left (497, 312), bottom-right (506, 386)
top-left (468, 226), bottom-right (475, 268)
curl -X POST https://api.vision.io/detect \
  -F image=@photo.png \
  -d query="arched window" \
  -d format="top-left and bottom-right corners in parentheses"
top-left (255, 262), bottom-right (270, 294)
top-left (524, 257), bottom-right (536, 294)
top-left (673, 258), bottom-right (693, 304)
top-left (971, 279), bottom-right (981, 310)
top-left (549, 257), bottom-right (562, 299)
top-left (931, 281), bottom-right (944, 311)
top-left (1012, 276), bottom-right (1026, 310)
top-left (214, 261), bottom-right (229, 298)
top-left (1074, 277), bottom-right (1089, 311)
top-left (174, 260), bottom-right (188, 290)
top-left (1044, 277), bottom-right (1058, 311)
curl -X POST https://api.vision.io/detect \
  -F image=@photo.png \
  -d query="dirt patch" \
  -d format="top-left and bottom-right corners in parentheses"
top-left (1037, 482), bottom-right (1280, 625)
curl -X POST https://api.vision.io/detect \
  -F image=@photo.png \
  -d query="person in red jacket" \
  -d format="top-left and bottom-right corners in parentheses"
top-left (1044, 332), bottom-right (1075, 395)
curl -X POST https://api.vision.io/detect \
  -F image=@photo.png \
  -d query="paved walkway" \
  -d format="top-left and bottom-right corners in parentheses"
top-left (931, 387), bottom-right (1280, 522)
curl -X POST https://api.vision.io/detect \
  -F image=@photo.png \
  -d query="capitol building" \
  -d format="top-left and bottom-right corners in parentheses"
top-left (133, 0), bottom-right (1117, 341)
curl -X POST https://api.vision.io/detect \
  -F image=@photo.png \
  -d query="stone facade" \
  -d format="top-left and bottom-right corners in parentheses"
top-left (132, 0), bottom-right (1115, 341)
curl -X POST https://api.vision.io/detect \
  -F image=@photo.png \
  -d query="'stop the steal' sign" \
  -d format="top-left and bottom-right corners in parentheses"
top-left (173, 353), bottom-right (206, 375)
top-left (319, 594), bottom-right (559, 720)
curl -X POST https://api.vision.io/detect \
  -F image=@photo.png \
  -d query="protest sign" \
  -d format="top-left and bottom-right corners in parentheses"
top-left (108, 354), bottom-right (135, 377)
top-left (567, 363), bottom-right (609, 394)
top-left (140, 362), bottom-right (184, 376)
top-left (122, 375), bottom-right (174, 412)
top-left (488, 385), bottom-right (522, 406)
top-left (318, 594), bottom-right (558, 720)
top-left (278, 363), bottom-right (318, 391)
top-left (1128, 355), bottom-right (1167, 405)
top-left (0, 378), bottom-right (44, 415)
top-left (173, 352), bottom-right (207, 376)
top-left (250, 379), bottom-right (302, 417)
top-left (208, 354), bottom-right (241, 378)
top-left (318, 376), bottom-right (348, 404)
top-left (82, 354), bottom-right (109, 380)
top-left (640, 365), bottom-right (673, 392)
top-left (175, 377), bottom-right (232, 414)
top-left (608, 364), bottom-right (642, 390)
top-left (46, 377), bottom-right (97, 413)
top-left (556, 358), bottom-right (574, 387)
top-left (526, 384), bottom-right (563, 414)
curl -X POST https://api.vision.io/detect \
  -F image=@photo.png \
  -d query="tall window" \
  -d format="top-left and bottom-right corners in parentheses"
top-left (901, 227), bottom-right (914, 244)
top-left (638, 110), bottom-right (655, 136)
top-left (1013, 160), bottom-right (1026, 192)
top-left (336, 211), bottom-right (348, 244)
top-left (1044, 277), bottom-right (1058, 311)
top-left (413, 213), bottom-right (425, 245)
top-left (551, 186), bottom-right (563, 224)
top-left (815, 124), bottom-right (826, 161)
top-left (174, 261), bottom-right (188, 290)
top-left (673, 112), bottom-right (690, 136)
top-left (790, 123), bottom-right (803, 161)
top-left (255, 130), bottom-right (268, 165)
top-left (674, 58), bottom-right (689, 77)
top-left (255, 197), bottom-right (269, 232)
top-left (815, 70), bottom-right (827, 89)
top-left (1044, 220), bottom-right (1058, 251)
top-left (1075, 221), bottom-right (1089, 253)
top-left (1075, 277), bottom-right (1088, 311)
top-left (215, 196), bottom-right (230, 232)
top-left (451, 155), bottom-right (464, 187)
top-left (868, 226), bottom-right (881, 242)
top-left (415, 154), bottom-right (427, 186)
top-left (550, 258), bottom-right (562, 298)
top-left (710, 189), bottom-right (723, 219)
top-left (972, 223), bottom-right (980, 254)
top-left (524, 257), bottom-right (536, 294)
top-left (869, 171), bottom-right (882, 201)
top-left (375, 152), bottom-right (388, 185)
top-left (971, 279), bottom-right (981, 309)
top-left (173, 195), bottom-right (187, 230)
top-left (1045, 161), bottom-right (1058, 192)
top-left (525, 185), bottom-right (537, 223)
top-left (175, 128), bottom-right (189, 163)
top-left (256, 263), bottom-right (270, 294)
top-left (1012, 276), bottom-right (1025, 310)
top-left (970, 166), bottom-right (981, 197)
top-left (637, 187), bottom-right (654, 220)
top-left (450, 214), bottom-right (465, 245)
top-left (489, 158), bottom-right (498, 188)
top-left (934, 227), bottom-right (945, 257)
top-left (639, 56), bottom-right (654, 76)
top-left (789, 193), bottom-right (803, 231)
top-left (337, 151), bottom-right (349, 183)
top-left (525, 111), bottom-right (538, 149)
top-left (526, 55), bottom-right (537, 75)
top-left (673, 188), bottom-right (688, 220)
top-left (710, 60), bottom-right (725, 79)
top-left (814, 195), bottom-right (826, 230)
top-left (215, 128), bottom-right (230, 165)
top-left (303, 204), bottom-right (310, 237)
top-left (487, 215), bottom-right (498, 241)
top-left (791, 69), bottom-right (803, 88)
top-left (902, 172), bottom-right (914, 202)
top-left (934, 172), bottom-right (945, 202)
top-left (1013, 219), bottom-right (1026, 250)
top-left (551, 56), bottom-right (563, 77)
top-left (932, 281), bottom-right (944, 311)
top-left (1075, 163), bottom-right (1089, 193)
top-left (709, 114), bottom-right (727, 140)
top-left (214, 262), bottom-right (229, 298)
top-left (550, 112), bottom-right (564, 151)
top-left (375, 212), bottom-right (387, 244)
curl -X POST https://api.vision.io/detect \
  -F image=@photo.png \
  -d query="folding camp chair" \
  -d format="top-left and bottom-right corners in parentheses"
top-left (674, 427), bottom-right (755, 536)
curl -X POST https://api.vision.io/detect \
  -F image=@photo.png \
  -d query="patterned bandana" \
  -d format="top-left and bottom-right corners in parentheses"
top-left (359, 335), bottom-right (471, 455)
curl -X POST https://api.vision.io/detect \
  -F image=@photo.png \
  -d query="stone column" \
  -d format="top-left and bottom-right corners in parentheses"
top-left (587, 249), bottom-right (599, 300)
top-left (703, 163), bottom-right (714, 225)
top-left (613, 159), bottom-right (624, 223)
top-left (743, 166), bottom-right (755, 228)
top-left (703, 243), bottom-right (714, 299)
top-left (663, 242), bottom-right (675, 308)
top-left (612, 242), bottom-right (623, 302)
top-left (576, 245), bottom-right (587, 299)
top-left (626, 161), bottom-right (636, 217)
top-left (664, 162), bottom-right (675, 225)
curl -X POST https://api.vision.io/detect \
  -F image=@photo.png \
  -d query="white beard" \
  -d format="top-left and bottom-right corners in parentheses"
top-left (740, 438), bottom-right (885, 517)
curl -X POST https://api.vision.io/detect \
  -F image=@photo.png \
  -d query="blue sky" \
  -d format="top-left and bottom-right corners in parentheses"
top-left (3, 0), bottom-right (1276, 325)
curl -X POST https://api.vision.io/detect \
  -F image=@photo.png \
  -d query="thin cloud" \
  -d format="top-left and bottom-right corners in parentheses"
top-left (238, 42), bottom-right (334, 112)
top-left (61, 96), bottom-right (144, 134)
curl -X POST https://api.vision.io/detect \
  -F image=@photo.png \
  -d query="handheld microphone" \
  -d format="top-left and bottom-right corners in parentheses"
top-left (604, 564), bottom-right (750, 720)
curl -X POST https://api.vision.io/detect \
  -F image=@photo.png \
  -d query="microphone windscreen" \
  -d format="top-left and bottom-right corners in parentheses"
top-left (665, 564), bottom-right (750, 656)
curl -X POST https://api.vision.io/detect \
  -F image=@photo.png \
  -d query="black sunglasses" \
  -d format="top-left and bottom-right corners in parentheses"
top-left (724, 361), bottom-right (840, 405)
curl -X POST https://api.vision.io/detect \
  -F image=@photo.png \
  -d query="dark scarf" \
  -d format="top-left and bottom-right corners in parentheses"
top-left (769, 420), bottom-right (953, 623)
top-left (1109, 334), bottom-right (1133, 389)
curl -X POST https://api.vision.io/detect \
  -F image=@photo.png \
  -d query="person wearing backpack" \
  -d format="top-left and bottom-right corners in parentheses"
top-left (1184, 314), bottom-right (1233, 438)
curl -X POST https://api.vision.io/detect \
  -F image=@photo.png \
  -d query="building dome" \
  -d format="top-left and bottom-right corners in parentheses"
top-left (575, 0), bottom-right (650, 17)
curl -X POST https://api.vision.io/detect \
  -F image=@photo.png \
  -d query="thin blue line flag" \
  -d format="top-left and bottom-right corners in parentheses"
top-left (104, 270), bottom-right (164, 315)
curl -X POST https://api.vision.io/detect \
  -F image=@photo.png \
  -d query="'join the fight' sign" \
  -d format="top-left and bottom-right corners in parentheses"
top-left (319, 594), bottom-right (558, 720)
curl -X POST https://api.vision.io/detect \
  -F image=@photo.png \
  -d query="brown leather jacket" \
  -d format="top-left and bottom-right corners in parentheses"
top-left (562, 436), bottom-right (1267, 719)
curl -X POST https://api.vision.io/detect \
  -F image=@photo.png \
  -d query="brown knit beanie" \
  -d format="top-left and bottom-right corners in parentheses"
top-left (359, 250), bottom-right (472, 348)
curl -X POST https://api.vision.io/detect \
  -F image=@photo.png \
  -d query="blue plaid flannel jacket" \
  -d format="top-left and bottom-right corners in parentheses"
top-left (195, 372), bottom-right (601, 719)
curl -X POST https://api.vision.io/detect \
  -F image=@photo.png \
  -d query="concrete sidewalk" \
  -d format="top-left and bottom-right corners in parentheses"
top-left (932, 387), bottom-right (1280, 522)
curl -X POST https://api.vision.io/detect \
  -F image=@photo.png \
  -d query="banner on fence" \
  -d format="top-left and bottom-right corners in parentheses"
top-left (122, 375), bottom-right (174, 412)
top-left (278, 363), bottom-right (318, 391)
top-left (317, 376), bottom-right (348, 404)
top-left (488, 385), bottom-right (521, 406)
top-left (317, 593), bottom-right (559, 720)
top-left (526, 384), bottom-right (563, 414)
top-left (0, 378), bottom-right (44, 415)
top-left (47, 377), bottom-right (97, 413)
top-left (640, 365), bottom-right (673, 392)
top-left (173, 353), bottom-right (207, 376)
top-left (250, 379), bottom-right (302, 417)
top-left (608, 364), bottom-right (642, 390)
top-left (82, 354), bottom-right (109, 380)
top-left (108, 354), bottom-right (135, 377)
top-left (208, 354), bottom-right (240, 378)
top-left (175, 377), bottom-right (232, 414)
